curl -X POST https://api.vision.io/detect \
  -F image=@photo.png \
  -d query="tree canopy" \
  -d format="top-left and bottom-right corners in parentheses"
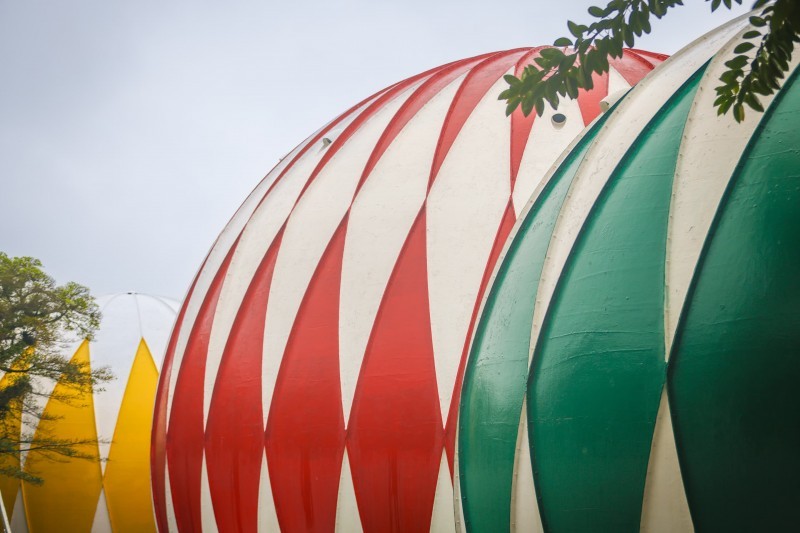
top-left (501, 0), bottom-right (799, 121)
top-left (0, 252), bottom-right (111, 484)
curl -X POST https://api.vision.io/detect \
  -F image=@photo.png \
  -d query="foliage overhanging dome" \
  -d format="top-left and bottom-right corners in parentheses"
top-left (150, 47), bottom-right (664, 532)
top-left (456, 14), bottom-right (800, 533)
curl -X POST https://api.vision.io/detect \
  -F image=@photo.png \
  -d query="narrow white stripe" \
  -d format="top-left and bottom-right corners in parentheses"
top-left (526, 15), bottom-right (749, 368)
top-left (163, 98), bottom-right (366, 428)
top-left (262, 83), bottom-right (421, 425)
top-left (20, 363), bottom-right (72, 469)
top-left (200, 455), bottom-right (218, 532)
top-left (339, 74), bottom-right (464, 425)
top-left (10, 487), bottom-right (28, 533)
top-left (453, 442), bottom-right (466, 533)
top-left (450, 106), bottom-right (608, 533)
top-left (427, 72), bottom-right (512, 421)
top-left (512, 97), bottom-right (585, 216)
top-left (164, 460), bottom-right (179, 532)
top-left (90, 295), bottom-right (142, 469)
top-left (429, 450), bottom-right (457, 532)
top-left (510, 399), bottom-right (543, 533)
top-left (257, 452), bottom-right (281, 532)
top-left (607, 65), bottom-right (632, 96)
top-left (665, 27), bottom-right (800, 357)
top-left (164, 143), bottom-right (285, 429)
top-left (467, 110), bottom-right (605, 379)
top-left (639, 388), bottom-right (693, 532)
top-left (132, 294), bottom-right (179, 371)
top-left (334, 449), bottom-right (363, 533)
top-left (201, 121), bottom-right (334, 426)
top-left (90, 488), bottom-right (112, 532)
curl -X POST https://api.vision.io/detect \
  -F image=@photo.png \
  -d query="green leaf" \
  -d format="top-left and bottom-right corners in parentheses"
top-left (717, 95), bottom-right (734, 114)
top-left (640, 12), bottom-right (652, 33)
top-left (608, 36), bottom-right (624, 57)
top-left (744, 91), bottom-right (764, 112)
top-left (725, 55), bottom-right (749, 69)
top-left (742, 30), bottom-right (761, 39)
top-left (521, 95), bottom-right (535, 117)
top-left (553, 37), bottom-right (573, 47)
top-left (568, 20), bottom-right (583, 38)
top-left (580, 64), bottom-right (596, 90)
top-left (505, 100), bottom-right (519, 116)
top-left (540, 47), bottom-right (566, 60)
top-left (749, 16), bottom-right (767, 27)
top-left (711, 0), bottom-right (722, 12)
top-left (593, 51), bottom-right (609, 74)
top-left (651, 0), bottom-right (666, 18)
top-left (588, 5), bottom-right (606, 17)
top-left (534, 98), bottom-right (545, 117)
top-left (751, 79), bottom-right (773, 96)
top-left (545, 79), bottom-right (558, 103)
top-left (560, 53), bottom-right (577, 69)
top-left (719, 69), bottom-right (742, 84)
top-left (715, 82), bottom-right (736, 95)
top-left (733, 102), bottom-right (746, 122)
top-left (565, 75), bottom-right (579, 99)
top-left (623, 26), bottom-right (635, 47)
top-left (733, 42), bottom-right (756, 53)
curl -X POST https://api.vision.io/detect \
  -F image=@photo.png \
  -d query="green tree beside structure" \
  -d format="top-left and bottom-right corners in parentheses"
top-left (502, 0), bottom-right (799, 121)
top-left (0, 252), bottom-right (111, 488)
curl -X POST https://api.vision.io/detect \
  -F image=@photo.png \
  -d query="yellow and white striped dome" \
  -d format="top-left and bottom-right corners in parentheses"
top-left (0, 292), bottom-right (178, 533)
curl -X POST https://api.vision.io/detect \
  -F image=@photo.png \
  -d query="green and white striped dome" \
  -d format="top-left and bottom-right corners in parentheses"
top-left (456, 14), bottom-right (800, 533)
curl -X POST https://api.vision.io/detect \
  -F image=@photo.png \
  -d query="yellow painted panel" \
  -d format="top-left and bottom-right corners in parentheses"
top-left (0, 359), bottom-right (25, 519)
top-left (103, 339), bottom-right (158, 533)
top-left (22, 339), bottom-right (103, 532)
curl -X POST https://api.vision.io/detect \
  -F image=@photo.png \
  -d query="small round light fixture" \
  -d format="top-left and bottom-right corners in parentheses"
top-left (551, 112), bottom-right (567, 128)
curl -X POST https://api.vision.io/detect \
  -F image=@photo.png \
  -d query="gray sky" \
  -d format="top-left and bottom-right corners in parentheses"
top-left (0, 0), bottom-right (750, 301)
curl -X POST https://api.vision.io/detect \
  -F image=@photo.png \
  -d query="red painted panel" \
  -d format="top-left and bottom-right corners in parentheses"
top-left (443, 200), bottom-right (517, 475)
top-left (429, 49), bottom-right (529, 189)
top-left (265, 219), bottom-right (348, 533)
top-left (510, 48), bottom-right (543, 188)
top-left (204, 229), bottom-right (285, 533)
top-left (355, 53), bottom-right (495, 195)
top-left (295, 62), bottom-right (447, 201)
top-left (577, 70), bottom-right (610, 125)
top-left (609, 50), bottom-right (660, 86)
top-left (250, 89), bottom-right (394, 215)
top-left (152, 279), bottom-right (198, 533)
top-left (246, 53), bottom-right (491, 217)
top-left (346, 210), bottom-right (443, 533)
top-left (627, 48), bottom-right (669, 67)
top-left (166, 240), bottom-right (238, 533)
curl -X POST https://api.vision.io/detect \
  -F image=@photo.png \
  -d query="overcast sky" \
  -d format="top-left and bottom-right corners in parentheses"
top-left (0, 0), bottom-right (750, 301)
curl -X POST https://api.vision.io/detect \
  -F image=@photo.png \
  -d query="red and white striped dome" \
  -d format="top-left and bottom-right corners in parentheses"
top-left (151, 47), bottom-right (665, 532)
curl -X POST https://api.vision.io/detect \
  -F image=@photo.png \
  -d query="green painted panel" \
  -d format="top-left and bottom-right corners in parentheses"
top-left (458, 113), bottom-right (611, 533)
top-left (527, 69), bottom-right (705, 532)
top-left (668, 67), bottom-right (800, 532)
